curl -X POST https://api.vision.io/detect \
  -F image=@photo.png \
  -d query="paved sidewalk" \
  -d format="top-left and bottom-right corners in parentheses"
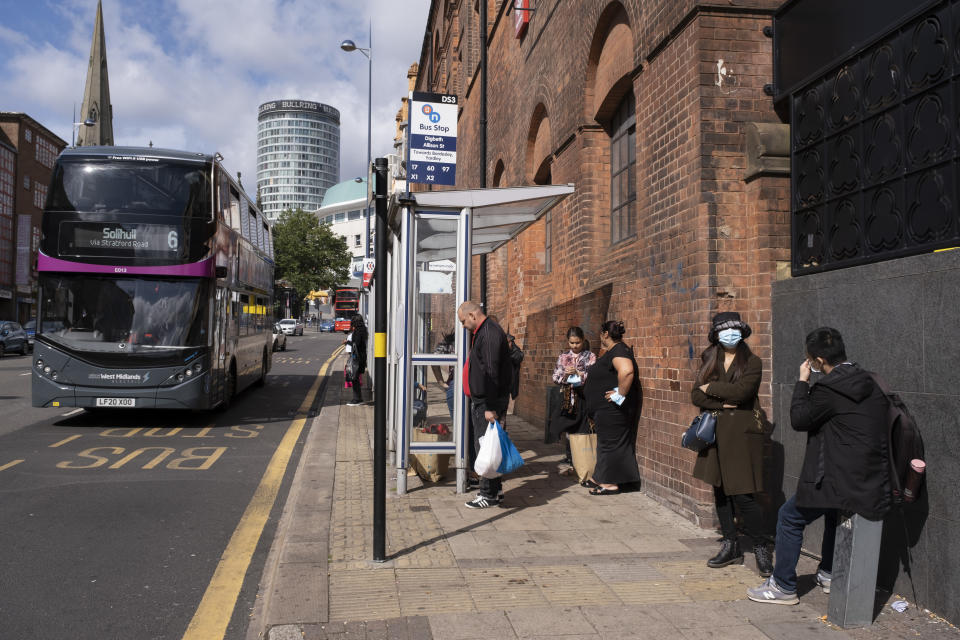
top-left (248, 365), bottom-right (960, 640)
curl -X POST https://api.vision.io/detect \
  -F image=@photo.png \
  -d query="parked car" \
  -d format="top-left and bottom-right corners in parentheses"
top-left (319, 319), bottom-right (336, 332)
top-left (272, 323), bottom-right (287, 351)
top-left (23, 319), bottom-right (36, 352)
top-left (0, 320), bottom-right (29, 357)
top-left (278, 318), bottom-right (304, 336)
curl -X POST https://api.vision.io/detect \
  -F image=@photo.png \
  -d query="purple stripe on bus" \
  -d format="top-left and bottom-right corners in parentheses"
top-left (38, 253), bottom-right (215, 277)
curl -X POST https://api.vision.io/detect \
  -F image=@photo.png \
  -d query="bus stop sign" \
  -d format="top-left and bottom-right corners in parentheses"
top-left (408, 92), bottom-right (457, 186)
top-left (362, 259), bottom-right (376, 288)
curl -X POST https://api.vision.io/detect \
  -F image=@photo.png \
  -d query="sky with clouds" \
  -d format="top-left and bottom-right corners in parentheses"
top-left (0, 0), bottom-right (430, 195)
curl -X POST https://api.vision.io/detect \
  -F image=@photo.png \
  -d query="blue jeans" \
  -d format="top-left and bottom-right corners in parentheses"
top-left (445, 384), bottom-right (454, 421)
top-left (773, 494), bottom-right (837, 593)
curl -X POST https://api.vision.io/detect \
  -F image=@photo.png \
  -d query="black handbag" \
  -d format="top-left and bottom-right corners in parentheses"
top-left (681, 411), bottom-right (718, 452)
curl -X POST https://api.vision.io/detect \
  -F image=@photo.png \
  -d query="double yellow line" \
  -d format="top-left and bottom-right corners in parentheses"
top-left (182, 345), bottom-right (343, 640)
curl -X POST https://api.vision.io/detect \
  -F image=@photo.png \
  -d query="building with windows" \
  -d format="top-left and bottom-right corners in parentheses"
top-left (315, 177), bottom-right (370, 288)
top-left (256, 100), bottom-right (341, 222)
top-left (0, 113), bottom-right (67, 322)
top-left (415, 0), bottom-right (789, 521)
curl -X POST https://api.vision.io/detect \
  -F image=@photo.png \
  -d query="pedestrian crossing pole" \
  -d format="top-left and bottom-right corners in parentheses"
top-left (372, 157), bottom-right (388, 562)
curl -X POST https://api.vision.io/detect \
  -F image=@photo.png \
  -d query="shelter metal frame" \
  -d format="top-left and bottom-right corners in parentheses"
top-left (386, 184), bottom-right (574, 495)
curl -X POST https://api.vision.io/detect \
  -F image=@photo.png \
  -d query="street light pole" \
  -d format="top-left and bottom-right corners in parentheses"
top-left (341, 26), bottom-right (373, 324)
top-left (365, 21), bottom-right (372, 263)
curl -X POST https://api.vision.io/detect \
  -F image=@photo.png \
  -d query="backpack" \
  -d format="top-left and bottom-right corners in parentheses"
top-left (869, 373), bottom-right (926, 504)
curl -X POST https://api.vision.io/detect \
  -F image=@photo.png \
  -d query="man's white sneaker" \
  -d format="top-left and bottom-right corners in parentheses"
top-left (817, 569), bottom-right (832, 594)
top-left (465, 494), bottom-right (500, 509)
top-left (747, 577), bottom-right (799, 605)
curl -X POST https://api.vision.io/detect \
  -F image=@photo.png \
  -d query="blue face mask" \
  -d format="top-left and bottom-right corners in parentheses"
top-left (717, 328), bottom-right (742, 348)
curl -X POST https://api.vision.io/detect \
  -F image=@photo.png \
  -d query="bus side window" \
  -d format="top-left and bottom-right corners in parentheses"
top-left (240, 197), bottom-right (251, 240)
top-left (240, 294), bottom-right (250, 336)
top-left (229, 187), bottom-right (241, 233)
top-left (230, 294), bottom-right (240, 337)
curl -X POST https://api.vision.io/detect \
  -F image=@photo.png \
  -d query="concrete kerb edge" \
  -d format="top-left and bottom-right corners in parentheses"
top-left (246, 358), bottom-right (341, 640)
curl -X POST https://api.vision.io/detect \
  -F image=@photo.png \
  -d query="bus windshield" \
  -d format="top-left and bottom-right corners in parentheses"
top-left (38, 274), bottom-right (209, 354)
top-left (46, 158), bottom-right (212, 218)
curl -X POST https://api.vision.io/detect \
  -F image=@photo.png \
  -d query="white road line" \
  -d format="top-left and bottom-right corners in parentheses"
top-left (20, 372), bottom-right (31, 376)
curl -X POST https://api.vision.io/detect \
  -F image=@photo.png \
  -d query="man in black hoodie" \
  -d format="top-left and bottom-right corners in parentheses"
top-left (748, 327), bottom-right (891, 605)
top-left (458, 300), bottom-right (512, 508)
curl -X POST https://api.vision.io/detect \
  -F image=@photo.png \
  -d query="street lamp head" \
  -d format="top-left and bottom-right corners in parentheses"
top-left (340, 39), bottom-right (357, 52)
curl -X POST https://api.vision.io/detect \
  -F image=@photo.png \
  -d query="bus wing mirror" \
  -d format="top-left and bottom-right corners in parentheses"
top-left (215, 266), bottom-right (228, 279)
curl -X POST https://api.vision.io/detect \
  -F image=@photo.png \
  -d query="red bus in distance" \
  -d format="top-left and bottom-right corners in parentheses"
top-left (333, 287), bottom-right (360, 331)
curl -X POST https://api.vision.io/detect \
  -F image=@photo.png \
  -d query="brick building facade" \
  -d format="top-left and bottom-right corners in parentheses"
top-left (0, 114), bottom-right (67, 323)
top-left (413, 0), bottom-right (791, 524)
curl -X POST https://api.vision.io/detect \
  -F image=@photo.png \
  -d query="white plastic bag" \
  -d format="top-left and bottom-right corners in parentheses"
top-left (473, 421), bottom-right (502, 478)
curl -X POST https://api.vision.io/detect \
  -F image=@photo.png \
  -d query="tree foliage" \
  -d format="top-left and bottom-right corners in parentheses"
top-left (272, 208), bottom-right (352, 298)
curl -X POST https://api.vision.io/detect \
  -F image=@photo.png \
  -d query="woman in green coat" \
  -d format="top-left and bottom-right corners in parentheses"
top-left (691, 312), bottom-right (772, 577)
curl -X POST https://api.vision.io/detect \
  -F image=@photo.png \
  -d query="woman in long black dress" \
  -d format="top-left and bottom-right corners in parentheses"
top-left (583, 320), bottom-right (641, 495)
top-left (345, 315), bottom-right (368, 405)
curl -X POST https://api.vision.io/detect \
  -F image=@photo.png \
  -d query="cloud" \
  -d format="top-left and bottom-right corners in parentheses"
top-left (0, 0), bottom-right (430, 199)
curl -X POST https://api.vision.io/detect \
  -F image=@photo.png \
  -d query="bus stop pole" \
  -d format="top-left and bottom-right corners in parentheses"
top-left (372, 157), bottom-right (388, 562)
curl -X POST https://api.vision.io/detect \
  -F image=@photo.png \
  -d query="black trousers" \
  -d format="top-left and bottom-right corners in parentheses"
top-left (470, 401), bottom-right (503, 499)
top-left (714, 485), bottom-right (767, 546)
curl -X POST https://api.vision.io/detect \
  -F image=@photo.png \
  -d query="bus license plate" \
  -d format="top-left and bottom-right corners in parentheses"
top-left (96, 397), bottom-right (136, 407)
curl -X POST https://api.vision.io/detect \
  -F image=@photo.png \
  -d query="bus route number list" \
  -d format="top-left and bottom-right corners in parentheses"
top-left (409, 92), bottom-right (458, 187)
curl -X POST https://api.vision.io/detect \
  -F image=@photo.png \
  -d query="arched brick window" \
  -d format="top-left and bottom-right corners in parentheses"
top-left (610, 93), bottom-right (636, 243)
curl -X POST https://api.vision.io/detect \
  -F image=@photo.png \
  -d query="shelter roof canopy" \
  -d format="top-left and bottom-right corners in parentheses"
top-left (407, 184), bottom-right (574, 259)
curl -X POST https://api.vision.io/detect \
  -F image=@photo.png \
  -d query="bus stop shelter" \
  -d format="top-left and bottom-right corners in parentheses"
top-left (384, 184), bottom-right (574, 495)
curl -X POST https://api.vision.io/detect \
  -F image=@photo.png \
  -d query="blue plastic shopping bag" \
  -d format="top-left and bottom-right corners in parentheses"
top-left (495, 421), bottom-right (525, 474)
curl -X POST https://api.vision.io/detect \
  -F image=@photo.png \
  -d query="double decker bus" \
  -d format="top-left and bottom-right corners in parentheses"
top-left (32, 147), bottom-right (274, 410)
top-left (332, 287), bottom-right (360, 331)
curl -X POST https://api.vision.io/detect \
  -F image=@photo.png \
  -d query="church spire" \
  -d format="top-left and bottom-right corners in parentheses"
top-left (76, 0), bottom-right (114, 146)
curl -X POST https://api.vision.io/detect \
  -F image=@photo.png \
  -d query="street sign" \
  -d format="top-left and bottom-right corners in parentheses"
top-left (408, 91), bottom-right (457, 186)
top-left (362, 258), bottom-right (376, 288)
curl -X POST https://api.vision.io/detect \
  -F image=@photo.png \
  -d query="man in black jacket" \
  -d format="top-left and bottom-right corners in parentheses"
top-left (458, 301), bottom-right (512, 508)
top-left (748, 327), bottom-right (891, 605)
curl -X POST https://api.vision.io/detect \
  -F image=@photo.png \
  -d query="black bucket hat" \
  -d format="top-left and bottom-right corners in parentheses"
top-left (709, 311), bottom-right (752, 344)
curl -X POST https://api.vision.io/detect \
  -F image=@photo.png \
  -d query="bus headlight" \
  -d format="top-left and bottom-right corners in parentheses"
top-left (185, 369), bottom-right (193, 377)
top-left (193, 362), bottom-right (202, 374)
top-left (36, 359), bottom-right (43, 369)
top-left (51, 371), bottom-right (58, 381)
top-left (177, 373), bottom-right (185, 382)
top-left (44, 366), bottom-right (51, 375)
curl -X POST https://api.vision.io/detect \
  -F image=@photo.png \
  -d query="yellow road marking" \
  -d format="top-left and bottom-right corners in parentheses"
top-left (181, 345), bottom-right (342, 640)
top-left (50, 435), bottom-right (82, 448)
top-left (0, 460), bottom-right (24, 471)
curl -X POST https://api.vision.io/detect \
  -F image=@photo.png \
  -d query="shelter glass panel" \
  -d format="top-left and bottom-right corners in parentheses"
top-left (413, 216), bottom-right (459, 356)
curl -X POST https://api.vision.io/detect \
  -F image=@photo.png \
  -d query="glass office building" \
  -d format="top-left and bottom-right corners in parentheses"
top-left (256, 100), bottom-right (340, 221)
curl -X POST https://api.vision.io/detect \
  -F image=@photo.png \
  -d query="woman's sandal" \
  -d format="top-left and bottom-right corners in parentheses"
top-left (581, 479), bottom-right (601, 490)
top-left (589, 486), bottom-right (621, 496)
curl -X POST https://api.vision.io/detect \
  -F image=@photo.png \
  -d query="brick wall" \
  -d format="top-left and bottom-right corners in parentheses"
top-left (415, 0), bottom-right (789, 525)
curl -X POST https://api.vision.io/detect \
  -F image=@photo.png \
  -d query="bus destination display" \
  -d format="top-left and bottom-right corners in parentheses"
top-left (59, 221), bottom-right (180, 258)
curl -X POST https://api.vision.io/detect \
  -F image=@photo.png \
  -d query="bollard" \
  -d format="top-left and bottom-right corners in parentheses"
top-left (827, 511), bottom-right (884, 628)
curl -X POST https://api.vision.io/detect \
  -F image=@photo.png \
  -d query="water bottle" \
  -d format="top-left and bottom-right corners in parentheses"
top-left (902, 459), bottom-right (925, 503)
